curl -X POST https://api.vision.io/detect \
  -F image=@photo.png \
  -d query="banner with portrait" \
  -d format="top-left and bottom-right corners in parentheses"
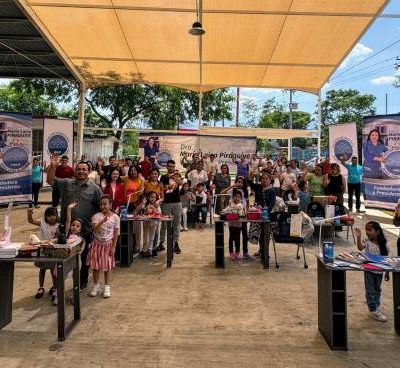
top-left (363, 114), bottom-right (400, 209)
top-left (42, 118), bottom-right (74, 186)
top-left (0, 112), bottom-right (32, 203)
top-left (139, 133), bottom-right (256, 173)
top-left (329, 122), bottom-right (358, 178)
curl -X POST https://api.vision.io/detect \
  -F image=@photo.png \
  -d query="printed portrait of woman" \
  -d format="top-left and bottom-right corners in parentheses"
top-left (363, 128), bottom-right (387, 179)
top-left (144, 136), bottom-right (159, 161)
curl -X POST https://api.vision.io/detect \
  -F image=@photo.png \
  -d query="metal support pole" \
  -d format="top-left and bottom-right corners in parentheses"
top-left (317, 91), bottom-right (322, 160)
top-left (77, 84), bottom-right (86, 161)
top-left (236, 87), bottom-right (240, 127)
top-left (198, 91), bottom-right (203, 129)
top-left (385, 93), bottom-right (388, 115)
top-left (288, 89), bottom-right (293, 160)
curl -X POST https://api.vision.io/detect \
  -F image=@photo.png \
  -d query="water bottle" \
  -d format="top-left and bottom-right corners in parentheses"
top-left (120, 206), bottom-right (127, 220)
top-left (261, 207), bottom-right (269, 220)
top-left (322, 241), bottom-right (334, 264)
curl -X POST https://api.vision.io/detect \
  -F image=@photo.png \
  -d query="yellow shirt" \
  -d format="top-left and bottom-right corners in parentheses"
top-left (122, 177), bottom-right (144, 205)
top-left (144, 181), bottom-right (163, 197)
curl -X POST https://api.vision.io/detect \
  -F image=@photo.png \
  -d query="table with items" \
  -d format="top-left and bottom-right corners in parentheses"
top-left (0, 240), bottom-right (81, 341)
top-left (117, 215), bottom-right (174, 268)
top-left (317, 252), bottom-right (400, 351)
top-left (214, 218), bottom-right (271, 269)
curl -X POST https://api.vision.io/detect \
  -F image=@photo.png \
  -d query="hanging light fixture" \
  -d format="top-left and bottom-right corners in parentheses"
top-left (189, 21), bottom-right (205, 36)
top-left (188, 0), bottom-right (205, 36)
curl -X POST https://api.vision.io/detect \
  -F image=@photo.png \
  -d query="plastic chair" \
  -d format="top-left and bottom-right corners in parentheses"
top-left (269, 211), bottom-right (308, 269)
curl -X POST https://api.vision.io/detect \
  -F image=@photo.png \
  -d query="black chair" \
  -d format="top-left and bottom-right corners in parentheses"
top-left (282, 189), bottom-right (299, 214)
top-left (269, 212), bottom-right (308, 269)
top-left (282, 189), bottom-right (296, 202)
top-left (306, 202), bottom-right (325, 218)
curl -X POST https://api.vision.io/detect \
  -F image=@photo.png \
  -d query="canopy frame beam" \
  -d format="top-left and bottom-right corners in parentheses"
top-left (23, 3), bottom-right (391, 18)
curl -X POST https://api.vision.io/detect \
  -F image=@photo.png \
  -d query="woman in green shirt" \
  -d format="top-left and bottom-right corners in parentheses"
top-left (304, 164), bottom-right (324, 197)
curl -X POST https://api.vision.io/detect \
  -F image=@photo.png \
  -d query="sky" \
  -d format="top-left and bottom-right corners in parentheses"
top-left (235, 0), bottom-right (400, 129)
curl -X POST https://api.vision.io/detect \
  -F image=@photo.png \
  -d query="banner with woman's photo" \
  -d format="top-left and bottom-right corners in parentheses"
top-left (362, 114), bottom-right (400, 209)
top-left (329, 122), bottom-right (358, 178)
top-left (0, 112), bottom-right (32, 203)
top-left (139, 133), bottom-right (256, 173)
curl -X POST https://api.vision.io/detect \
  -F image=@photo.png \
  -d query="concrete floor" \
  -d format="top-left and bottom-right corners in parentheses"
top-left (1, 194), bottom-right (400, 368)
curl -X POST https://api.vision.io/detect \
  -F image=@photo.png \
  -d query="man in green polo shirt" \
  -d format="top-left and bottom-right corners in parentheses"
top-left (341, 156), bottom-right (363, 213)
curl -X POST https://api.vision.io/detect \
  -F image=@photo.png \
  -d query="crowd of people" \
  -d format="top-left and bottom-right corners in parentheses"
top-left (28, 150), bottom-right (368, 303)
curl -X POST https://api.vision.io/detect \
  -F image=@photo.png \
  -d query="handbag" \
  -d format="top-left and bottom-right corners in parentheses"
top-left (290, 213), bottom-right (302, 238)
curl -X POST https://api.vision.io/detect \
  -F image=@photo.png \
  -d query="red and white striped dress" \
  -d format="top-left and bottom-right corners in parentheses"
top-left (87, 212), bottom-right (120, 271)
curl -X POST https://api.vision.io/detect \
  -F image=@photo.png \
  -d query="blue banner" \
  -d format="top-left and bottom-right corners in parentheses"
top-left (363, 114), bottom-right (400, 209)
top-left (0, 112), bottom-right (32, 203)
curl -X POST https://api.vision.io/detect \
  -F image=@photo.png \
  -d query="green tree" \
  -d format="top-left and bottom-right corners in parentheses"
top-left (0, 81), bottom-right (59, 115)
top-left (121, 131), bottom-right (139, 157)
top-left (320, 89), bottom-right (376, 146)
top-left (241, 97), bottom-right (259, 127)
top-left (258, 98), bottom-right (312, 149)
top-left (4, 80), bottom-right (234, 153)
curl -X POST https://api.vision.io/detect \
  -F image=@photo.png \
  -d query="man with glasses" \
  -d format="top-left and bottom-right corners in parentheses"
top-left (47, 156), bottom-right (102, 291)
top-left (159, 160), bottom-right (182, 254)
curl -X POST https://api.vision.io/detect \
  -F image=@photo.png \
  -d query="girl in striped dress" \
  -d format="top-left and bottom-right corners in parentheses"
top-left (27, 207), bottom-right (59, 299)
top-left (87, 195), bottom-right (120, 298)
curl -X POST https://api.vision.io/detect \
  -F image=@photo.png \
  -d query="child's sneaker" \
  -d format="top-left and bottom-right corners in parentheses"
top-left (142, 250), bottom-right (151, 258)
top-left (89, 284), bottom-right (100, 297)
top-left (229, 252), bottom-right (236, 261)
top-left (369, 309), bottom-right (387, 322)
top-left (235, 252), bottom-right (241, 260)
top-left (103, 285), bottom-right (111, 298)
top-left (242, 253), bottom-right (253, 261)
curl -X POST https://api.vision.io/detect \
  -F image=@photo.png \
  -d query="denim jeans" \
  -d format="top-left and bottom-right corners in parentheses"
top-left (181, 206), bottom-right (189, 229)
top-left (193, 206), bottom-right (207, 224)
top-left (152, 222), bottom-right (160, 250)
top-left (348, 183), bottom-right (361, 210)
top-left (229, 226), bottom-right (241, 253)
top-left (160, 202), bottom-right (182, 243)
top-left (364, 271), bottom-right (383, 312)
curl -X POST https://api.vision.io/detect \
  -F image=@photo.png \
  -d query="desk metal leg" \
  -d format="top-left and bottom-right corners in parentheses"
top-left (215, 221), bottom-right (225, 268)
top-left (166, 221), bottom-right (173, 268)
top-left (56, 262), bottom-right (66, 341)
top-left (393, 273), bottom-right (400, 335)
top-left (73, 254), bottom-right (81, 321)
top-left (0, 261), bottom-right (14, 329)
top-left (260, 223), bottom-right (270, 269)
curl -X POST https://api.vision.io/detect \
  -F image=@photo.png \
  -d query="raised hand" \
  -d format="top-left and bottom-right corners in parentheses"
top-left (353, 227), bottom-right (361, 239)
top-left (68, 202), bottom-right (77, 209)
top-left (50, 154), bottom-right (60, 167)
